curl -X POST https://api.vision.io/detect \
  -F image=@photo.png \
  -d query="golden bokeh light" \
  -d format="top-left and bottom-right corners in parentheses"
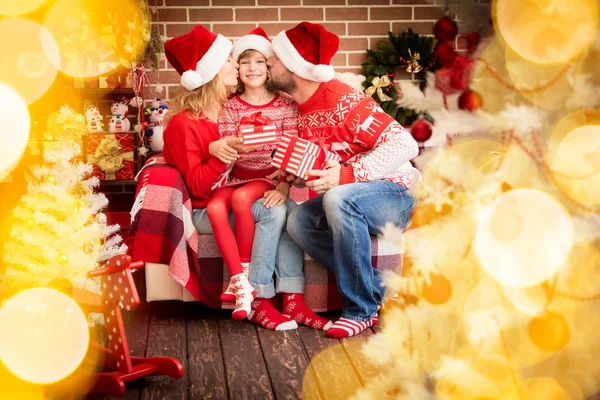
top-left (504, 46), bottom-right (573, 110)
top-left (494, 0), bottom-right (598, 64)
top-left (474, 189), bottom-right (573, 288)
top-left (471, 38), bottom-right (528, 114)
top-left (528, 311), bottom-right (570, 352)
top-left (0, 288), bottom-right (89, 384)
top-left (43, 0), bottom-right (150, 78)
top-left (0, 0), bottom-right (47, 16)
top-left (0, 18), bottom-right (59, 104)
top-left (501, 377), bottom-right (570, 399)
top-left (0, 83), bottom-right (31, 181)
top-left (551, 125), bottom-right (600, 207)
top-left (463, 278), bottom-right (551, 368)
top-left (502, 285), bottom-right (547, 316)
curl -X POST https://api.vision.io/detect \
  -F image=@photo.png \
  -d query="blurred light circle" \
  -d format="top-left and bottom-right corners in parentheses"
top-left (0, 288), bottom-right (89, 384)
top-left (551, 125), bottom-right (600, 207)
top-left (44, 0), bottom-right (150, 78)
top-left (0, 18), bottom-right (59, 104)
top-left (501, 377), bottom-right (569, 399)
top-left (494, 0), bottom-right (598, 64)
top-left (475, 189), bottom-right (573, 288)
top-left (0, 83), bottom-right (30, 181)
top-left (0, 0), bottom-right (47, 16)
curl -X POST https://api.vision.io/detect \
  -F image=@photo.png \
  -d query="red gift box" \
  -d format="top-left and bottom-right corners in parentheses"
top-left (271, 133), bottom-right (341, 180)
top-left (86, 133), bottom-right (135, 180)
top-left (238, 112), bottom-right (277, 146)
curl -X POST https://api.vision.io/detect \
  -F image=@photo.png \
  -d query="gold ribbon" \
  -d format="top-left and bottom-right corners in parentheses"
top-left (87, 136), bottom-right (134, 180)
top-left (365, 75), bottom-right (394, 102)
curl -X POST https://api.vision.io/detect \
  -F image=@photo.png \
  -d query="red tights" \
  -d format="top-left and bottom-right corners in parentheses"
top-left (206, 180), bottom-right (274, 277)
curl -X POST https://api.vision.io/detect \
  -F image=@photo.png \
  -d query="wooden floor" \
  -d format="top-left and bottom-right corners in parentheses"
top-left (88, 300), bottom-right (379, 400)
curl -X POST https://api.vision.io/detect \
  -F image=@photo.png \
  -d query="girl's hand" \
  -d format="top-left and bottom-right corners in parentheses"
top-left (209, 138), bottom-right (240, 163)
top-left (229, 138), bottom-right (262, 153)
top-left (263, 182), bottom-right (289, 208)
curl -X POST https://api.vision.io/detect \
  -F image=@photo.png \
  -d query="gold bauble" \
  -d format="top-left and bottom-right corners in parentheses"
top-left (57, 254), bottom-right (69, 265)
top-left (55, 211), bottom-right (67, 222)
top-left (528, 311), bottom-right (570, 352)
top-left (45, 175), bottom-right (56, 184)
top-left (422, 274), bottom-right (452, 305)
top-left (82, 242), bottom-right (94, 254)
top-left (24, 218), bottom-right (36, 229)
top-left (95, 213), bottom-right (107, 224)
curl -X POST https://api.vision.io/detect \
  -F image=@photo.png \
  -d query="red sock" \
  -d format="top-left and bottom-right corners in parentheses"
top-left (248, 298), bottom-right (297, 331)
top-left (325, 315), bottom-right (379, 339)
top-left (283, 293), bottom-right (333, 331)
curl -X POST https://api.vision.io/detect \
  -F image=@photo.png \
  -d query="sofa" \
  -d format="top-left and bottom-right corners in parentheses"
top-left (128, 156), bottom-right (403, 312)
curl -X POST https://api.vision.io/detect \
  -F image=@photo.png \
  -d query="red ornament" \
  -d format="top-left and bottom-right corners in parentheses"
top-left (434, 41), bottom-right (456, 67)
top-left (410, 119), bottom-right (433, 142)
top-left (465, 32), bottom-right (480, 55)
top-left (449, 55), bottom-right (475, 91)
top-left (434, 17), bottom-right (458, 42)
top-left (458, 90), bottom-right (483, 111)
top-left (389, 72), bottom-right (396, 78)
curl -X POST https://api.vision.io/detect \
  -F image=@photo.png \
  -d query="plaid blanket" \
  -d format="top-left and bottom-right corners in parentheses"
top-left (129, 157), bottom-right (403, 312)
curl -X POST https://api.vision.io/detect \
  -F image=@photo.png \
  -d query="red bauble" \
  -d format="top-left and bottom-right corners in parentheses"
top-left (434, 41), bottom-right (456, 67)
top-left (465, 32), bottom-right (480, 54)
top-left (449, 55), bottom-right (475, 91)
top-left (458, 90), bottom-right (483, 111)
top-left (435, 67), bottom-right (458, 95)
top-left (410, 119), bottom-right (433, 142)
top-left (434, 17), bottom-right (458, 42)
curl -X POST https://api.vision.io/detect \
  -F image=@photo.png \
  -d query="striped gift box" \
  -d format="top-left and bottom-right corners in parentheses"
top-left (271, 133), bottom-right (341, 180)
top-left (239, 123), bottom-right (277, 146)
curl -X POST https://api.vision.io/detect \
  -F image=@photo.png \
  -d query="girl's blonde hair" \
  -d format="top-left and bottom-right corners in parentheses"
top-left (165, 74), bottom-right (230, 123)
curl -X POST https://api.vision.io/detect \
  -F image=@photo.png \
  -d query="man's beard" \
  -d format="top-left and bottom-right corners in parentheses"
top-left (266, 72), bottom-right (296, 94)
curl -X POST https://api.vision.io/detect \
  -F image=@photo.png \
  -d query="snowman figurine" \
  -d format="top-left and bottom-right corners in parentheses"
top-left (84, 102), bottom-right (104, 132)
top-left (145, 99), bottom-right (168, 152)
top-left (108, 98), bottom-right (131, 133)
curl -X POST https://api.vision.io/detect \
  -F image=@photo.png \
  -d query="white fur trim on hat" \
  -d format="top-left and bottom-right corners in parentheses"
top-left (271, 30), bottom-right (335, 82)
top-left (182, 34), bottom-right (233, 90)
top-left (233, 34), bottom-right (273, 60)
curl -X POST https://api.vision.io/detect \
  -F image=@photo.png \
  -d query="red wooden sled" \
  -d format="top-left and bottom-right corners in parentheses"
top-left (84, 254), bottom-right (183, 396)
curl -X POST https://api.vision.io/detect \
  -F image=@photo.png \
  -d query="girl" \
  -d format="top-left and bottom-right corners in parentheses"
top-left (161, 25), bottom-right (257, 320)
top-left (214, 27), bottom-right (333, 331)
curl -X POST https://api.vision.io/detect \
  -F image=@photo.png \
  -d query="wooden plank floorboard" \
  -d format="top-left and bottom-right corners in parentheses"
top-left (256, 327), bottom-right (309, 400)
top-left (297, 326), bottom-right (362, 400)
top-left (185, 304), bottom-right (228, 400)
top-left (218, 318), bottom-right (274, 400)
top-left (141, 302), bottom-right (188, 400)
top-left (340, 328), bottom-right (378, 386)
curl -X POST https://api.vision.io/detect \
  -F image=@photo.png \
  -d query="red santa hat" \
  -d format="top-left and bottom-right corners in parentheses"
top-left (271, 22), bottom-right (339, 82)
top-left (164, 25), bottom-right (233, 91)
top-left (232, 27), bottom-right (273, 60)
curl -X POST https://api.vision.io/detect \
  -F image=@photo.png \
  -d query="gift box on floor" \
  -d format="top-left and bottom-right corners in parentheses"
top-left (86, 133), bottom-right (135, 180)
top-left (238, 112), bottom-right (277, 146)
top-left (271, 133), bottom-right (341, 180)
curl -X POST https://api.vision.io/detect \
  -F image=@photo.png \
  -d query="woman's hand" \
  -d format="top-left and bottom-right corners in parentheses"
top-left (229, 139), bottom-right (262, 153)
top-left (263, 182), bottom-right (289, 208)
top-left (209, 137), bottom-right (240, 163)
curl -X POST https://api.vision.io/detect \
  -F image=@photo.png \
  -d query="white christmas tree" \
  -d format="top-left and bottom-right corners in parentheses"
top-left (1, 105), bottom-right (127, 297)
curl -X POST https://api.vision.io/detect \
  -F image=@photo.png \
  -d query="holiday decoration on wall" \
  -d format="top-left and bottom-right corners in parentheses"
top-left (361, 28), bottom-right (438, 126)
top-left (1, 106), bottom-right (127, 297)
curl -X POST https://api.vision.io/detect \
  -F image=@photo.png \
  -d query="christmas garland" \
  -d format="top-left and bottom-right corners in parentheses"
top-left (361, 28), bottom-right (438, 126)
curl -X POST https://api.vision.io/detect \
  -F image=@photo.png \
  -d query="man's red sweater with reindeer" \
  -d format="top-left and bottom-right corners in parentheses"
top-left (297, 79), bottom-right (420, 187)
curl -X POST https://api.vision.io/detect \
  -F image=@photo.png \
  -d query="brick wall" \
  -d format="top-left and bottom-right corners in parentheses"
top-left (148, 0), bottom-right (459, 99)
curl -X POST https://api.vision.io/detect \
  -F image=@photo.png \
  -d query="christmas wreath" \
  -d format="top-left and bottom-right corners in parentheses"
top-left (361, 28), bottom-right (438, 126)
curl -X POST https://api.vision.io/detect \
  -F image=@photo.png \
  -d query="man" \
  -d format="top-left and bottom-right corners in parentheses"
top-left (267, 22), bottom-right (420, 338)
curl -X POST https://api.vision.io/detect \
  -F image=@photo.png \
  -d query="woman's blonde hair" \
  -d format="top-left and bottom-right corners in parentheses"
top-left (165, 74), bottom-right (230, 123)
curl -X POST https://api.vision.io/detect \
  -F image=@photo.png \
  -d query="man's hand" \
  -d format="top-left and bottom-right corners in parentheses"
top-left (229, 136), bottom-right (262, 153)
top-left (209, 138), bottom-right (239, 163)
top-left (286, 174), bottom-right (306, 188)
top-left (305, 160), bottom-right (341, 194)
top-left (263, 182), bottom-right (290, 208)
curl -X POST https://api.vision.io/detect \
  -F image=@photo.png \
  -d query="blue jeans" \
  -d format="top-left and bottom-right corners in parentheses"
top-left (287, 181), bottom-right (414, 322)
top-left (192, 198), bottom-right (304, 298)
